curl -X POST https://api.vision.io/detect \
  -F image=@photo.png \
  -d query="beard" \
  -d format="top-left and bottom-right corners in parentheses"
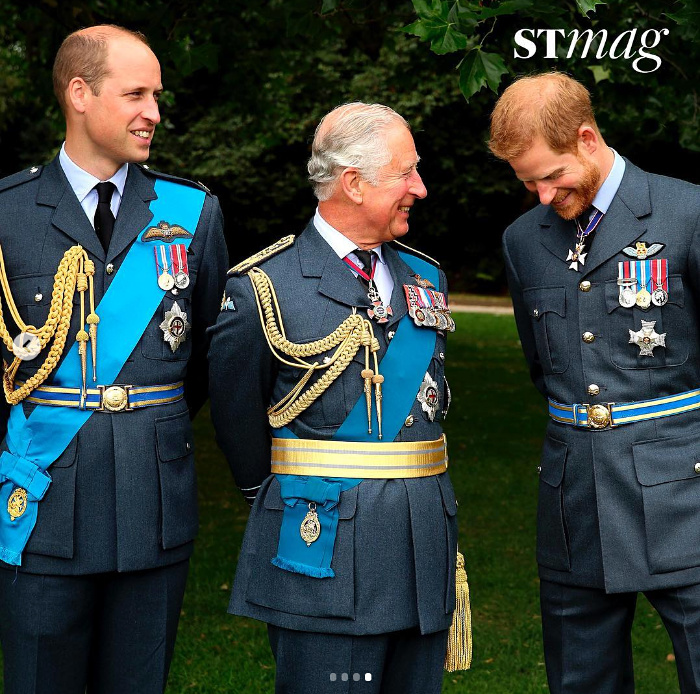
top-left (552, 157), bottom-right (601, 220)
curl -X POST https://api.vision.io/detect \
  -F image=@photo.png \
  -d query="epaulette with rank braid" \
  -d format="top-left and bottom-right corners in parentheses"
top-left (228, 235), bottom-right (296, 275)
top-left (135, 164), bottom-right (211, 194)
top-left (389, 240), bottom-right (440, 268)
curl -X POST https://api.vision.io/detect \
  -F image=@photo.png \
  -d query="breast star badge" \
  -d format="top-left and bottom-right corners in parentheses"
top-left (160, 301), bottom-right (190, 352)
top-left (629, 320), bottom-right (666, 357)
top-left (416, 372), bottom-right (440, 421)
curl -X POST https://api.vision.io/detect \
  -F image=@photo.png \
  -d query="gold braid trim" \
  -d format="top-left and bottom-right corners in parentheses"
top-left (247, 267), bottom-right (382, 433)
top-left (0, 244), bottom-right (98, 405)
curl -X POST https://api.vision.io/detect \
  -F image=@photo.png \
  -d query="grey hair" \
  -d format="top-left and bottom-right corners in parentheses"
top-left (308, 102), bottom-right (410, 201)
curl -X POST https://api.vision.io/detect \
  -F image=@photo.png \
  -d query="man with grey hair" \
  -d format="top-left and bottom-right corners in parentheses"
top-left (209, 102), bottom-right (469, 692)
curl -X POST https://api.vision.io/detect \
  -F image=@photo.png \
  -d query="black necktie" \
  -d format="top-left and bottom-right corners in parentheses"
top-left (94, 182), bottom-right (115, 252)
top-left (353, 249), bottom-right (375, 291)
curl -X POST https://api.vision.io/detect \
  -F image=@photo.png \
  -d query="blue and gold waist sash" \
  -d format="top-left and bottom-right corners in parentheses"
top-left (271, 251), bottom-right (442, 578)
top-left (0, 180), bottom-right (205, 566)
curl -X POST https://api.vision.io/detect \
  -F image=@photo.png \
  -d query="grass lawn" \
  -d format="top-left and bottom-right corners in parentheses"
top-left (0, 312), bottom-right (681, 693)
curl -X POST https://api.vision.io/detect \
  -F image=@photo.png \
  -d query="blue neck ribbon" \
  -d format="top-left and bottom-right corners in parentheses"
top-left (0, 180), bottom-right (205, 565)
top-left (271, 252), bottom-right (439, 578)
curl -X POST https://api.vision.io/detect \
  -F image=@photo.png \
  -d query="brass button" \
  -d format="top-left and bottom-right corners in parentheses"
top-left (34, 293), bottom-right (42, 302)
top-left (532, 308), bottom-right (539, 317)
top-left (694, 463), bottom-right (700, 474)
top-left (587, 384), bottom-right (600, 396)
top-left (106, 263), bottom-right (115, 275)
top-left (579, 281), bottom-right (591, 292)
top-left (404, 415), bottom-right (414, 427)
top-left (582, 331), bottom-right (595, 343)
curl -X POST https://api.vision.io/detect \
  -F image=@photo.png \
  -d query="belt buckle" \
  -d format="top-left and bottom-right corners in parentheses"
top-left (585, 403), bottom-right (615, 429)
top-left (97, 384), bottom-right (133, 412)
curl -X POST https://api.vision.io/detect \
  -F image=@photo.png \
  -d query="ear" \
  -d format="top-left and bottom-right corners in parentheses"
top-left (577, 124), bottom-right (599, 155)
top-left (339, 168), bottom-right (363, 205)
top-left (67, 77), bottom-right (91, 115)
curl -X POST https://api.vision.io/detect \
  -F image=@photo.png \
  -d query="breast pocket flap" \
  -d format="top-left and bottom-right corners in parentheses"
top-left (633, 434), bottom-right (700, 486)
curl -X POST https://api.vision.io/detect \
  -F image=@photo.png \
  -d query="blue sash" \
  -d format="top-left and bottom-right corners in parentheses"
top-left (0, 179), bottom-right (206, 565)
top-left (272, 252), bottom-right (440, 577)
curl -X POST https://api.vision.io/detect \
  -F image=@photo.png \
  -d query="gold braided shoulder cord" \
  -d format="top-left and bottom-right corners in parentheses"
top-left (247, 267), bottom-right (384, 437)
top-left (0, 244), bottom-right (98, 405)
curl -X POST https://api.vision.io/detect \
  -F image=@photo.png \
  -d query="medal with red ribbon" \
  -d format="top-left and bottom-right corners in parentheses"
top-left (170, 243), bottom-right (190, 290)
top-left (650, 258), bottom-right (668, 306)
top-left (344, 253), bottom-right (393, 323)
top-left (403, 284), bottom-right (455, 332)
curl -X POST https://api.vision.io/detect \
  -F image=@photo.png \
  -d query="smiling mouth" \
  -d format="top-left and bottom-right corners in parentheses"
top-left (399, 206), bottom-right (411, 213)
top-left (553, 192), bottom-right (572, 205)
top-left (131, 130), bottom-right (152, 140)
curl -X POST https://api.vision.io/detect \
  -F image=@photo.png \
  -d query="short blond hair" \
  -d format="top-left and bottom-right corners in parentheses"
top-left (489, 72), bottom-right (598, 160)
top-left (53, 25), bottom-right (149, 114)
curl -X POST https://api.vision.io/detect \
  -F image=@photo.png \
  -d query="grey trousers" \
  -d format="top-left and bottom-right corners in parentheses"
top-left (0, 560), bottom-right (189, 694)
top-left (267, 624), bottom-right (450, 694)
top-left (540, 578), bottom-right (700, 694)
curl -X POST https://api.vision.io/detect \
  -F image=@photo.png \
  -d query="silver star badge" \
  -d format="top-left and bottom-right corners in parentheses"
top-left (629, 320), bottom-right (666, 357)
top-left (416, 372), bottom-right (440, 421)
top-left (160, 301), bottom-right (190, 352)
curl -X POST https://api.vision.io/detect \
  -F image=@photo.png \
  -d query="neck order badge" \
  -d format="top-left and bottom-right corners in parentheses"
top-left (271, 251), bottom-right (439, 578)
top-left (0, 179), bottom-right (205, 566)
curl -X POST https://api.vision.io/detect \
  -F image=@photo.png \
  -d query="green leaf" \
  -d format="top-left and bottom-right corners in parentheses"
top-left (321, 0), bottom-right (338, 13)
top-left (431, 23), bottom-right (470, 53)
top-left (458, 48), bottom-right (507, 100)
top-left (575, 0), bottom-right (606, 16)
top-left (403, 0), bottom-right (468, 54)
top-left (588, 65), bottom-right (611, 83)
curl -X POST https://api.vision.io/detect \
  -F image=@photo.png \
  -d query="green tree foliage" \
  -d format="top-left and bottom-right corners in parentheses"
top-left (0, 0), bottom-right (697, 291)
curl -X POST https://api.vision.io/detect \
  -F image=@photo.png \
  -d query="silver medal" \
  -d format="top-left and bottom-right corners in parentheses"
top-left (175, 271), bottom-right (190, 289)
top-left (651, 288), bottom-right (668, 306)
top-left (619, 286), bottom-right (636, 308)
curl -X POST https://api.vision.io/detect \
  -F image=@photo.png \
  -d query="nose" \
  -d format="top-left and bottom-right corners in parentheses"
top-left (534, 180), bottom-right (557, 205)
top-left (409, 170), bottom-right (427, 199)
top-left (143, 96), bottom-right (161, 124)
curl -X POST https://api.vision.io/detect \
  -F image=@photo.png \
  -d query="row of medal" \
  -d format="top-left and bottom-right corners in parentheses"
top-left (617, 259), bottom-right (668, 309)
top-left (403, 285), bottom-right (455, 332)
top-left (154, 244), bottom-right (190, 294)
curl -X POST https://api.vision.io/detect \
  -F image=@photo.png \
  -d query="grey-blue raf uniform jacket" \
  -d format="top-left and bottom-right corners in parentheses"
top-left (208, 222), bottom-right (458, 636)
top-left (503, 159), bottom-right (700, 594)
top-left (0, 156), bottom-right (228, 575)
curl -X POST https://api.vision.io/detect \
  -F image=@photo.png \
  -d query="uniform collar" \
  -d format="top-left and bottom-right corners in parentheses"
top-left (59, 143), bottom-right (128, 203)
top-left (591, 148), bottom-right (625, 215)
top-left (313, 208), bottom-right (387, 265)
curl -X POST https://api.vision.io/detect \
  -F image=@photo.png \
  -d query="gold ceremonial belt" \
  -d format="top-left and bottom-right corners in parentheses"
top-left (20, 381), bottom-right (185, 412)
top-left (270, 434), bottom-right (448, 479)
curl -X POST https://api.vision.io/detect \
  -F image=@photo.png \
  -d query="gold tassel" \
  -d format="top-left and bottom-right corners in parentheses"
top-left (444, 550), bottom-right (472, 672)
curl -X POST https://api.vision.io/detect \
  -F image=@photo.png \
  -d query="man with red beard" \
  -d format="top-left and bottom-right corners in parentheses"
top-left (490, 72), bottom-right (700, 693)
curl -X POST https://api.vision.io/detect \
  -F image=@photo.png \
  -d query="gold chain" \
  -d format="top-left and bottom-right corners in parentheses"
top-left (247, 268), bottom-right (383, 434)
top-left (0, 244), bottom-right (98, 404)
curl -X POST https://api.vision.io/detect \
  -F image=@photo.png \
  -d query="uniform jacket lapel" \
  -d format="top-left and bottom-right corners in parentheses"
top-left (581, 160), bottom-right (650, 277)
top-left (36, 157), bottom-right (105, 260)
top-left (298, 222), bottom-right (370, 310)
top-left (106, 164), bottom-right (157, 264)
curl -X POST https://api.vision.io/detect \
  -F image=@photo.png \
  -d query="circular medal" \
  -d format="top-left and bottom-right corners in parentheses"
top-left (158, 272), bottom-right (175, 291)
top-left (175, 271), bottom-right (190, 289)
top-left (434, 311), bottom-right (448, 330)
top-left (423, 309), bottom-right (437, 327)
top-left (414, 308), bottom-right (426, 324)
top-left (619, 287), bottom-right (636, 308)
top-left (651, 288), bottom-right (668, 306)
top-left (636, 288), bottom-right (652, 309)
top-left (300, 503), bottom-right (321, 546)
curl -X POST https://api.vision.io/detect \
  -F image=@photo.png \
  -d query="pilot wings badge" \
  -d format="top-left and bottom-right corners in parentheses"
top-left (143, 220), bottom-right (194, 243)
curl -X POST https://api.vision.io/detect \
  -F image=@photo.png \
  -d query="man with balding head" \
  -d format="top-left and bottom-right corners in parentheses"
top-left (209, 102), bottom-right (469, 692)
top-left (491, 71), bottom-right (700, 692)
top-left (0, 25), bottom-right (227, 693)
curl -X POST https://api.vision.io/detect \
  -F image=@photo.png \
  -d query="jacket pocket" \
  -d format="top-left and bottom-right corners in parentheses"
top-left (523, 286), bottom-right (569, 374)
top-left (155, 410), bottom-right (198, 549)
top-left (605, 276), bottom-right (687, 369)
top-left (437, 472), bottom-right (458, 613)
top-left (245, 476), bottom-right (357, 618)
top-left (633, 434), bottom-right (700, 573)
top-left (24, 437), bottom-right (79, 558)
top-left (536, 436), bottom-right (571, 572)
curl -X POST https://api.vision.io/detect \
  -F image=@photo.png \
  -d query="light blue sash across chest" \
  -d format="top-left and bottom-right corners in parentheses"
top-left (272, 252), bottom-right (440, 577)
top-left (0, 179), bottom-right (206, 566)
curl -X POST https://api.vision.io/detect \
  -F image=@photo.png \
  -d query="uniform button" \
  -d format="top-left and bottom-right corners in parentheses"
top-left (106, 263), bottom-right (114, 275)
top-left (694, 463), bottom-right (700, 474)
top-left (439, 352), bottom-right (445, 361)
top-left (186, 442), bottom-right (191, 451)
top-left (582, 331), bottom-right (595, 343)
top-left (404, 415), bottom-right (414, 427)
top-left (579, 281), bottom-right (591, 292)
top-left (587, 384), bottom-right (600, 396)
top-left (532, 308), bottom-right (539, 317)
top-left (388, 331), bottom-right (395, 341)
top-left (34, 293), bottom-right (42, 302)
top-left (537, 466), bottom-right (542, 474)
